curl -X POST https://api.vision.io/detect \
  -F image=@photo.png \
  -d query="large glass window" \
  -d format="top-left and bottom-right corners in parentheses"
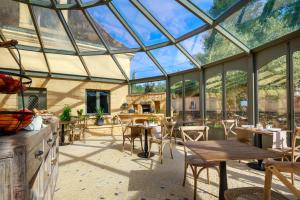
top-left (18, 88), bottom-right (47, 110)
top-left (293, 51), bottom-right (300, 126)
top-left (205, 74), bottom-right (222, 121)
top-left (86, 90), bottom-right (110, 114)
top-left (258, 56), bottom-right (287, 129)
top-left (171, 81), bottom-right (183, 121)
top-left (225, 70), bottom-right (248, 122)
top-left (131, 80), bottom-right (166, 94)
top-left (184, 79), bottom-right (200, 121)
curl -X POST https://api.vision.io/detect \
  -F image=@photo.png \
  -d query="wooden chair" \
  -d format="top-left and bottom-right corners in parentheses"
top-left (225, 161), bottom-right (300, 200)
top-left (180, 126), bottom-right (220, 200)
top-left (148, 119), bottom-right (174, 164)
top-left (268, 128), bottom-right (300, 184)
top-left (119, 118), bottom-right (143, 155)
top-left (70, 117), bottom-right (85, 144)
top-left (221, 119), bottom-right (237, 140)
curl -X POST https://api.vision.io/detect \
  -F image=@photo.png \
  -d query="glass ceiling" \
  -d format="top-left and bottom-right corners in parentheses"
top-left (0, 0), bottom-right (299, 81)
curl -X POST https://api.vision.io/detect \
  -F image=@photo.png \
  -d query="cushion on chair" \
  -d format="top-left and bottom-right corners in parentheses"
top-left (186, 155), bottom-right (219, 167)
top-left (224, 187), bottom-right (289, 200)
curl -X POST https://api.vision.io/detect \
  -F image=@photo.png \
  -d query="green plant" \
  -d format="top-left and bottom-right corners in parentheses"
top-left (59, 105), bottom-right (72, 121)
top-left (148, 117), bottom-right (158, 124)
top-left (77, 108), bottom-right (83, 116)
top-left (95, 108), bottom-right (104, 120)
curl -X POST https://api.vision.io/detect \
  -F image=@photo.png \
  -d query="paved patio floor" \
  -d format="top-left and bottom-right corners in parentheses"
top-left (54, 135), bottom-right (299, 200)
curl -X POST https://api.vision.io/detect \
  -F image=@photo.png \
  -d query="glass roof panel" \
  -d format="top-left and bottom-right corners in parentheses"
top-left (0, 1), bottom-right (41, 47)
top-left (83, 55), bottom-right (125, 79)
top-left (180, 29), bottom-right (242, 65)
top-left (13, 50), bottom-right (48, 72)
top-left (190, 0), bottom-right (238, 19)
top-left (112, 0), bottom-right (168, 46)
top-left (116, 52), bottom-right (162, 80)
top-left (0, 48), bottom-right (18, 70)
top-left (32, 6), bottom-right (75, 52)
top-left (47, 53), bottom-right (87, 76)
top-left (150, 45), bottom-right (195, 74)
top-left (56, 0), bottom-right (77, 4)
top-left (87, 5), bottom-right (140, 50)
top-left (64, 10), bottom-right (106, 52)
top-left (221, 0), bottom-right (300, 49)
top-left (139, 0), bottom-right (205, 38)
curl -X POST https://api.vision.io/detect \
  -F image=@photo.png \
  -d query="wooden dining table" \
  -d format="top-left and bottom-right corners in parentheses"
top-left (185, 140), bottom-right (279, 200)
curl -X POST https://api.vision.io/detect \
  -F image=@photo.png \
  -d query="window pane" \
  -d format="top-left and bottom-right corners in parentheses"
top-left (117, 52), bottom-right (162, 80)
top-left (86, 90), bottom-right (96, 114)
top-left (139, 0), bottom-right (205, 38)
top-left (32, 6), bottom-right (75, 51)
top-left (99, 91), bottom-right (109, 114)
top-left (83, 55), bottom-right (125, 79)
top-left (171, 81), bottom-right (183, 121)
top-left (226, 70), bottom-right (248, 124)
top-left (0, 1), bottom-right (41, 47)
top-left (190, 0), bottom-right (239, 19)
top-left (180, 29), bottom-right (242, 65)
top-left (258, 56), bottom-right (287, 129)
top-left (222, 0), bottom-right (300, 48)
top-left (18, 88), bottom-right (47, 110)
top-left (47, 54), bottom-right (87, 76)
top-left (206, 74), bottom-right (222, 120)
top-left (131, 80), bottom-right (166, 94)
top-left (184, 79), bottom-right (200, 121)
top-left (87, 5), bottom-right (140, 50)
top-left (294, 51), bottom-right (300, 126)
top-left (150, 45), bottom-right (195, 74)
top-left (65, 10), bottom-right (105, 52)
top-left (112, 0), bottom-right (168, 46)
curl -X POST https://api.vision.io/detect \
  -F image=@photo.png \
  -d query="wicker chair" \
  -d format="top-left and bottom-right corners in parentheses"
top-left (225, 161), bottom-right (300, 200)
top-left (119, 118), bottom-right (143, 155)
top-left (180, 126), bottom-right (220, 200)
top-left (221, 119), bottom-right (237, 140)
top-left (148, 119), bottom-right (174, 164)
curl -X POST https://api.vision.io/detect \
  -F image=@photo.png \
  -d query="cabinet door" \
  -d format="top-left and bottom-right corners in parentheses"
top-left (0, 158), bottom-right (12, 200)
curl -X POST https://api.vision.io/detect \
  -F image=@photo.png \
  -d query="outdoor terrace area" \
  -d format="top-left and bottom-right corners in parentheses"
top-left (0, 0), bottom-right (300, 200)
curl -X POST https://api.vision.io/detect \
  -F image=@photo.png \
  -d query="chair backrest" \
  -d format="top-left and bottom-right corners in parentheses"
top-left (264, 161), bottom-right (300, 199)
top-left (117, 116), bottom-right (132, 135)
top-left (221, 119), bottom-right (237, 140)
top-left (159, 119), bottom-right (176, 139)
top-left (180, 126), bottom-right (209, 142)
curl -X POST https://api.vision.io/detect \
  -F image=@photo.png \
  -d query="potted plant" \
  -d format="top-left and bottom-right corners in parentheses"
top-left (59, 105), bottom-right (72, 121)
top-left (95, 108), bottom-right (104, 126)
top-left (77, 108), bottom-right (83, 117)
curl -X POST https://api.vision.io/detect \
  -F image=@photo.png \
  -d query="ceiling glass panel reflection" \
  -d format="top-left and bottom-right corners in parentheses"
top-left (190, 0), bottom-right (239, 19)
top-left (87, 5), bottom-right (140, 50)
top-left (180, 29), bottom-right (242, 65)
top-left (112, 0), bottom-right (168, 46)
top-left (0, 1), bottom-right (41, 47)
top-left (64, 10), bottom-right (106, 52)
top-left (150, 45), bottom-right (195, 74)
top-left (139, 0), bottom-right (205, 38)
top-left (116, 52), bottom-right (162, 80)
top-left (32, 6), bottom-right (75, 51)
top-left (221, 0), bottom-right (300, 48)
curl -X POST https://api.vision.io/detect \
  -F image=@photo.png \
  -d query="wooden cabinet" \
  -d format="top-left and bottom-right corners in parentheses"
top-left (0, 125), bottom-right (59, 200)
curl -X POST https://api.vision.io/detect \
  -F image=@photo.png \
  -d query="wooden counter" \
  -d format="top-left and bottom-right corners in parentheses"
top-left (0, 122), bottom-right (59, 200)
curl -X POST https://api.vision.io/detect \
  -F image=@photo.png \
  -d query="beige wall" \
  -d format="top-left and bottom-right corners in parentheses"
top-left (0, 77), bottom-right (128, 116)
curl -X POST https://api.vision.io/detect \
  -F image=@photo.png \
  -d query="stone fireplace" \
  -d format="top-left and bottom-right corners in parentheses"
top-left (126, 92), bottom-right (166, 114)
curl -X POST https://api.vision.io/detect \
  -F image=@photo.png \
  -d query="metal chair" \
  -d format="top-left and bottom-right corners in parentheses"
top-left (180, 125), bottom-right (220, 200)
top-left (225, 161), bottom-right (300, 200)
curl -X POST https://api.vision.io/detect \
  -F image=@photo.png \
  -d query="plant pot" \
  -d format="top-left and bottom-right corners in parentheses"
top-left (96, 118), bottom-right (104, 126)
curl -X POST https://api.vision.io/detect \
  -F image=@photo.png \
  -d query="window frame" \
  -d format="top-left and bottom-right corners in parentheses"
top-left (85, 89), bottom-right (111, 115)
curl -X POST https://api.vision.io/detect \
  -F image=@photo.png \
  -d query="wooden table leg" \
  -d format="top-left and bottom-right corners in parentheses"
top-left (219, 161), bottom-right (228, 200)
top-left (60, 124), bottom-right (65, 146)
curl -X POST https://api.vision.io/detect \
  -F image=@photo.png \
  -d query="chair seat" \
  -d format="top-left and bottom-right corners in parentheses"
top-left (225, 187), bottom-right (289, 200)
top-left (186, 155), bottom-right (219, 167)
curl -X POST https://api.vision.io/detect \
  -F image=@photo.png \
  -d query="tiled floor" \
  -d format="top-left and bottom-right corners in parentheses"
top-left (54, 135), bottom-right (299, 200)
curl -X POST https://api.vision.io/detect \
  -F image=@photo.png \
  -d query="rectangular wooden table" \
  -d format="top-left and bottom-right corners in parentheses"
top-left (185, 140), bottom-right (279, 200)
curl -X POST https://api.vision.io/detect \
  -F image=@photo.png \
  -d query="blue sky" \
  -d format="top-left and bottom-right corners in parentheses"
top-left (85, 0), bottom-right (220, 79)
